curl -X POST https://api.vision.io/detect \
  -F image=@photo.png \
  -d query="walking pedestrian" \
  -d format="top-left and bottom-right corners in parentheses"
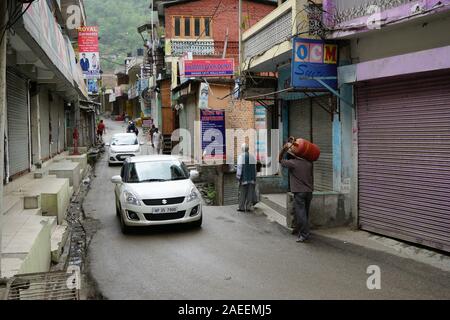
top-left (237, 143), bottom-right (257, 212)
top-left (279, 138), bottom-right (314, 243)
top-left (149, 124), bottom-right (156, 148)
top-left (152, 128), bottom-right (163, 154)
top-left (96, 120), bottom-right (106, 143)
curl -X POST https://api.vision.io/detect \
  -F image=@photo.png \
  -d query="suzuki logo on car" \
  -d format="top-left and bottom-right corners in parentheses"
top-left (162, 199), bottom-right (168, 205)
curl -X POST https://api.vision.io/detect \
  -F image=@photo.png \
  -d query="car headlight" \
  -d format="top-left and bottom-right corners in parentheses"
top-left (124, 190), bottom-right (141, 206)
top-left (186, 188), bottom-right (200, 203)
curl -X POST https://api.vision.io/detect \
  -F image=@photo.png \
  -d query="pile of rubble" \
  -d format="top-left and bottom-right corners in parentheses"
top-left (196, 183), bottom-right (216, 206)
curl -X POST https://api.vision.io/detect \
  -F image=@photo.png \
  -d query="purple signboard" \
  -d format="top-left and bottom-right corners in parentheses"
top-left (201, 109), bottom-right (226, 161)
top-left (185, 59), bottom-right (234, 77)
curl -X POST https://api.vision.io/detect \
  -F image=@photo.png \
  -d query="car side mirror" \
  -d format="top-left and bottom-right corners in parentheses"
top-left (105, 143), bottom-right (110, 147)
top-left (189, 170), bottom-right (199, 180)
top-left (140, 141), bottom-right (144, 145)
top-left (111, 175), bottom-right (122, 184)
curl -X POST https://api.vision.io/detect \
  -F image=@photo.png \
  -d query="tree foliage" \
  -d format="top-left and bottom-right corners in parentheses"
top-left (84, 0), bottom-right (151, 72)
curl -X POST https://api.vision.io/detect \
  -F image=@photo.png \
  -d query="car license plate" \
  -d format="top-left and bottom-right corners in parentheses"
top-left (152, 207), bottom-right (178, 214)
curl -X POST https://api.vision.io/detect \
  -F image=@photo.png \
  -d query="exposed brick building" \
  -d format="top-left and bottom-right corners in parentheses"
top-left (155, 0), bottom-right (276, 163)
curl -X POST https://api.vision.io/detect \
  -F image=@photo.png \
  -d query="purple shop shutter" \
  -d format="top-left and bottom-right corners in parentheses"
top-left (357, 72), bottom-right (450, 252)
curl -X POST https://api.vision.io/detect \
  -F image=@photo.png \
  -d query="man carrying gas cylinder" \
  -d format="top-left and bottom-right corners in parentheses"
top-left (279, 137), bottom-right (319, 243)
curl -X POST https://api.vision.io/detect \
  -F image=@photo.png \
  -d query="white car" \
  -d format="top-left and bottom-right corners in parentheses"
top-left (107, 133), bottom-right (143, 165)
top-left (111, 155), bottom-right (202, 233)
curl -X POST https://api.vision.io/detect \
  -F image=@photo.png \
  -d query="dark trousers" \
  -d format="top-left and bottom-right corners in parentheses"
top-left (293, 192), bottom-right (313, 238)
top-left (238, 183), bottom-right (256, 211)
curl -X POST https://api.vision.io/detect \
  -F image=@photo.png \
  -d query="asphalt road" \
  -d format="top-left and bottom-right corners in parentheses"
top-left (85, 119), bottom-right (450, 300)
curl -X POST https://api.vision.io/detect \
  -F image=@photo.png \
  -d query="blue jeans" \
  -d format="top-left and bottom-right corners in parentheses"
top-left (294, 192), bottom-right (313, 238)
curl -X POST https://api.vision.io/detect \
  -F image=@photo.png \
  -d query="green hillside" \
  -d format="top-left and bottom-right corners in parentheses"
top-left (84, 0), bottom-right (151, 72)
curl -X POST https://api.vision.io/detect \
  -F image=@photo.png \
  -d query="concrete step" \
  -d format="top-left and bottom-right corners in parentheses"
top-left (21, 208), bottom-right (43, 216)
top-left (261, 194), bottom-right (287, 217)
top-left (1, 214), bottom-right (54, 279)
top-left (51, 224), bottom-right (70, 264)
top-left (2, 195), bottom-right (23, 216)
top-left (65, 154), bottom-right (88, 172)
top-left (255, 202), bottom-right (290, 230)
top-left (12, 176), bottom-right (71, 225)
top-left (47, 161), bottom-right (81, 191)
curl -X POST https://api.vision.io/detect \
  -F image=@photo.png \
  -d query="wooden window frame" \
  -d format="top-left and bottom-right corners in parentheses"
top-left (174, 16), bottom-right (182, 37)
top-left (172, 16), bottom-right (212, 39)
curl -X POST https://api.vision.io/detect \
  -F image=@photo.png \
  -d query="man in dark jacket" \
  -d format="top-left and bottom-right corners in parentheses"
top-left (80, 53), bottom-right (89, 72)
top-left (279, 139), bottom-right (314, 243)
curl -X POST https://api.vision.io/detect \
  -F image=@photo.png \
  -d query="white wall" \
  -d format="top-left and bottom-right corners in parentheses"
top-left (350, 14), bottom-right (450, 63)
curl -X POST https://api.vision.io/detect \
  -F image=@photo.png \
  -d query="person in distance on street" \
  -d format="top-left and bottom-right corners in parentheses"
top-left (237, 143), bottom-right (257, 213)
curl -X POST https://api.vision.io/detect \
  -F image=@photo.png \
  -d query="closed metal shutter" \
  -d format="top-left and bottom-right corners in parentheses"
top-left (312, 95), bottom-right (333, 191)
top-left (357, 73), bottom-right (450, 252)
top-left (39, 90), bottom-right (50, 160)
top-left (289, 96), bottom-right (333, 191)
top-left (50, 97), bottom-right (57, 156)
top-left (6, 70), bottom-right (30, 177)
top-left (58, 102), bottom-right (65, 152)
top-left (289, 99), bottom-right (311, 141)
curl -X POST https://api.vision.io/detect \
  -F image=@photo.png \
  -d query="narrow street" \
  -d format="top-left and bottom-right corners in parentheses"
top-left (83, 119), bottom-right (450, 300)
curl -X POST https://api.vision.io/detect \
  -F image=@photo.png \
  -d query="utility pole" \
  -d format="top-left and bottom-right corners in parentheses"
top-left (0, 0), bottom-right (8, 278)
top-left (238, 0), bottom-right (242, 77)
top-left (150, 0), bottom-right (156, 123)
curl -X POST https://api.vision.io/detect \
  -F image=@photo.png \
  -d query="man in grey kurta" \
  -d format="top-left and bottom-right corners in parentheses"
top-left (279, 142), bottom-right (314, 243)
top-left (237, 144), bottom-right (257, 212)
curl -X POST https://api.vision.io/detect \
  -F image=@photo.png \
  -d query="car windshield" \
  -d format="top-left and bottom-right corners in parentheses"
top-left (126, 160), bottom-right (190, 183)
top-left (111, 135), bottom-right (138, 146)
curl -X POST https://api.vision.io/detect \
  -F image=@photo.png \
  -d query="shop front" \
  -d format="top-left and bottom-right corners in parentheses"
top-left (356, 71), bottom-right (450, 252)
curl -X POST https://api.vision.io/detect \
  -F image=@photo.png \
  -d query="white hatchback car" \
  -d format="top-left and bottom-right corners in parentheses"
top-left (111, 155), bottom-right (202, 233)
top-left (107, 133), bottom-right (143, 165)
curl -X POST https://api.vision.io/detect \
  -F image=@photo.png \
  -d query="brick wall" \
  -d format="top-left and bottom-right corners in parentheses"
top-left (226, 99), bottom-right (256, 162)
top-left (165, 0), bottom-right (276, 41)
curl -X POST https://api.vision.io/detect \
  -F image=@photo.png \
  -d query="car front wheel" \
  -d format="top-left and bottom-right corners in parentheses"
top-left (191, 215), bottom-right (203, 228)
top-left (117, 204), bottom-right (131, 234)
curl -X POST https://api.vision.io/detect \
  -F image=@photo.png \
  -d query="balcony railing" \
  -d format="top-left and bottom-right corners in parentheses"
top-left (324, 0), bottom-right (410, 26)
top-left (168, 39), bottom-right (239, 58)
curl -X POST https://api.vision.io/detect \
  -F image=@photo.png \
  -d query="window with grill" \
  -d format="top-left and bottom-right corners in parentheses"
top-left (174, 17), bottom-right (181, 36)
top-left (184, 18), bottom-right (191, 37)
top-left (173, 16), bottom-right (212, 38)
top-left (194, 18), bottom-right (201, 37)
top-left (204, 18), bottom-right (210, 37)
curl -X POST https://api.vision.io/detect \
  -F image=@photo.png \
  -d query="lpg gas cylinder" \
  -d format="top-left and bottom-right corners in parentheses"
top-left (289, 138), bottom-right (321, 162)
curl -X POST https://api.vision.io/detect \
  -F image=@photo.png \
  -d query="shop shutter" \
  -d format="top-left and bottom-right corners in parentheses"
top-left (6, 70), bottom-right (30, 177)
top-left (39, 90), bottom-right (50, 160)
top-left (289, 96), bottom-right (333, 191)
top-left (312, 95), bottom-right (334, 191)
top-left (357, 73), bottom-right (450, 252)
top-left (50, 95), bottom-right (59, 156)
top-left (289, 99), bottom-right (311, 141)
top-left (58, 102), bottom-right (65, 152)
